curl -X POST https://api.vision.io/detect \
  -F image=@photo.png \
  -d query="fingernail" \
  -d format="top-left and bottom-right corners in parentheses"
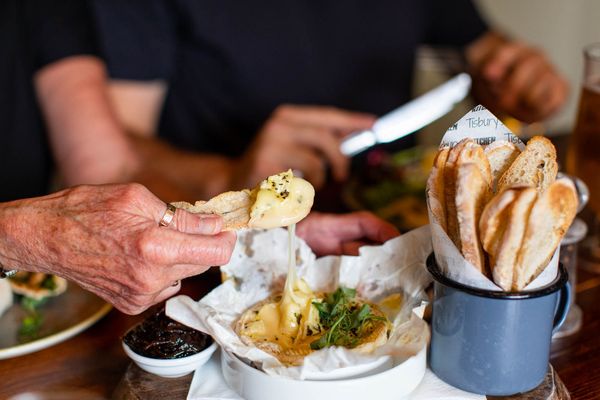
top-left (196, 215), bottom-right (222, 235)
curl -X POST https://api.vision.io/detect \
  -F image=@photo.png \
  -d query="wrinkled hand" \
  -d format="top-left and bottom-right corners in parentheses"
top-left (232, 104), bottom-right (375, 189)
top-left (0, 184), bottom-right (236, 314)
top-left (466, 32), bottom-right (568, 122)
top-left (296, 211), bottom-right (399, 256)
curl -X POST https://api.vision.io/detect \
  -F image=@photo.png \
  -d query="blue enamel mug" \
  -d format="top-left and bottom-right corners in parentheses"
top-left (426, 253), bottom-right (570, 396)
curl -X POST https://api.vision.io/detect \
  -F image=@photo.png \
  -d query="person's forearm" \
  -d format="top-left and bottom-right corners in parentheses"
top-left (35, 56), bottom-right (141, 186)
top-left (130, 136), bottom-right (235, 201)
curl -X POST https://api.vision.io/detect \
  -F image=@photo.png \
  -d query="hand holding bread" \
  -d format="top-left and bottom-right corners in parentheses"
top-left (427, 136), bottom-right (577, 291)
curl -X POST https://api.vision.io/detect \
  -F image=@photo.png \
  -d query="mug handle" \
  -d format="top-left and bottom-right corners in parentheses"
top-left (552, 282), bottom-right (572, 334)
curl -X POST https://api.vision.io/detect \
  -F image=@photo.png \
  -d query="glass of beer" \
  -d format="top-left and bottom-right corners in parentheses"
top-left (567, 43), bottom-right (600, 268)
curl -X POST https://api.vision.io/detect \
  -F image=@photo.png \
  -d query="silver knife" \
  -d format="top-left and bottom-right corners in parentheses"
top-left (340, 73), bottom-right (472, 156)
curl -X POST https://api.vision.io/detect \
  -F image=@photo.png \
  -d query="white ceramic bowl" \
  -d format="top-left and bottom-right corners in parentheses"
top-left (123, 341), bottom-right (217, 378)
top-left (221, 346), bottom-right (426, 400)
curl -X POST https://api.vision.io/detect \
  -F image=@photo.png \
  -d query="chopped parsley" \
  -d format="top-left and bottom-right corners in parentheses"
top-left (310, 287), bottom-right (386, 350)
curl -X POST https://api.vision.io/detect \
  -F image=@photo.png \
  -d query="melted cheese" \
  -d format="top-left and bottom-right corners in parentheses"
top-left (248, 170), bottom-right (315, 229)
top-left (239, 224), bottom-right (321, 349)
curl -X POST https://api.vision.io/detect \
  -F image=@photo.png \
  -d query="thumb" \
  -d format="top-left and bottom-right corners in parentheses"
top-left (170, 210), bottom-right (223, 235)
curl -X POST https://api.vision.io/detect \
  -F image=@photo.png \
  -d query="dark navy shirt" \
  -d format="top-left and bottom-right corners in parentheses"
top-left (92, 0), bottom-right (487, 157)
top-left (0, 0), bottom-right (96, 201)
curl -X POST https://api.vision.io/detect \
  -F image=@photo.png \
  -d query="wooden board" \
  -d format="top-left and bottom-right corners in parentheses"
top-left (113, 363), bottom-right (569, 400)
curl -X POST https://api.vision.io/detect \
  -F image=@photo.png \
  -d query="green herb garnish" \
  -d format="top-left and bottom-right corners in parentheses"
top-left (310, 287), bottom-right (386, 350)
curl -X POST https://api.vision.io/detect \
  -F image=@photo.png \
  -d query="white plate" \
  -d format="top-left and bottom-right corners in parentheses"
top-left (0, 283), bottom-right (112, 359)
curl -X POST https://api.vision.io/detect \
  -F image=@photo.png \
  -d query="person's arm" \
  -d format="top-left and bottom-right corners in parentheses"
top-left (0, 183), bottom-right (236, 314)
top-left (465, 31), bottom-right (568, 123)
top-left (35, 56), bottom-right (140, 186)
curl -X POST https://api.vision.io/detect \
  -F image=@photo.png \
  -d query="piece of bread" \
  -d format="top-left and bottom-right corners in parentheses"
top-left (492, 187), bottom-right (537, 291)
top-left (497, 136), bottom-right (558, 193)
top-left (513, 179), bottom-right (578, 290)
top-left (172, 190), bottom-right (253, 231)
top-left (455, 162), bottom-right (492, 274)
top-left (443, 139), bottom-right (471, 249)
top-left (484, 141), bottom-right (520, 192)
top-left (479, 188), bottom-right (517, 264)
top-left (426, 147), bottom-right (449, 230)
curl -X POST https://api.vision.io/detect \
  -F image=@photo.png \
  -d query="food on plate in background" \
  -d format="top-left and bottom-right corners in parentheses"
top-left (123, 309), bottom-right (213, 359)
top-left (9, 272), bottom-right (67, 301)
top-left (236, 286), bottom-right (390, 366)
top-left (427, 136), bottom-right (577, 291)
top-left (344, 147), bottom-right (436, 231)
top-left (173, 170), bottom-right (314, 230)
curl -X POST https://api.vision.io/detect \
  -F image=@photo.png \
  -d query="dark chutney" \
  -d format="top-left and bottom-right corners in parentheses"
top-left (123, 309), bottom-right (212, 359)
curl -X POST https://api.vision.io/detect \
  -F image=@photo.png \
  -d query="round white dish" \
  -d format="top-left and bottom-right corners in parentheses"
top-left (123, 341), bottom-right (217, 378)
top-left (221, 346), bottom-right (427, 400)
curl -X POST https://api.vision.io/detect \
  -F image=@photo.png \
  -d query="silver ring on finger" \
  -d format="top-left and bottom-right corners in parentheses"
top-left (159, 203), bottom-right (177, 228)
top-left (171, 280), bottom-right (180, 287)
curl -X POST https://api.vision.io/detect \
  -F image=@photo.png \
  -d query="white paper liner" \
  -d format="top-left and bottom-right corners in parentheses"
top-left (427, 105), bottom-right (559, 291)
top-left (167, 225), bottom-right (433, 380)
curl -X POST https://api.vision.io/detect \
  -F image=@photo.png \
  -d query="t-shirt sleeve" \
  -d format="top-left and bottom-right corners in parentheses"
top-left (91, 0), bottom-right (176, 80)
top-left (26, 0), bottom-right (97, 69)
top-left (424, 0), bottom-right (489, 47)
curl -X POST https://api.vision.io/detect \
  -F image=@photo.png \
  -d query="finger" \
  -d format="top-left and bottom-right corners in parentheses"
top-left (287, 147), bottom-right (326, 188)
top-left (170, 209), bottom-right (223, 235)
top-left (335, 212), bottom-right (400, 243)
top-left (168, 263), bottom-right (212, 280)
top-left (482, 42), bottom-right (528, 83)
top-left (275, 104), bottom-right (376, 132)
top-left (153, 281), bottom-right (182, 304)
top-left (146, 229), bottom-right (237, 266)
top-left (291, 124), bottom-right (349, 181)
top-left (498, 52), bottom-right (546, 109)
top-left (524, 72), bottom-right (568, 118)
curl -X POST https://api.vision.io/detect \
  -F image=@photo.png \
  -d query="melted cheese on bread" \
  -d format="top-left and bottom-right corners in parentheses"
top-left (248, 170), bottom-right (314, 229)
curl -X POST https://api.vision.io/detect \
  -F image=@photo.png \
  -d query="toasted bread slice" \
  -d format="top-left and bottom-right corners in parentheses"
top-left (426, 147), bottom-right (450, 230)
top-left (492, 188), bottom-right (537, 291)
top-left (444, 139), bottom-right (471, 249)
top-left (455, 162), bottom-right (492, 274)
top-left (497, 136), bottom-right (558, 193)
top-left (172, 190), bottom-right (253, 231)
top-left (513, 179), bottom-right (578, 290)
top-left (236, 294), bottom-right (389, 366)
top-left (479, 188), bottom-right (517, 258)
top-left (484, 141), bottom-right (520, 192)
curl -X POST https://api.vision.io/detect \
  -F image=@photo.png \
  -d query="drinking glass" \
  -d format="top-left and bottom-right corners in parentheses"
top-left (567, 43), bottom-right (600, 269)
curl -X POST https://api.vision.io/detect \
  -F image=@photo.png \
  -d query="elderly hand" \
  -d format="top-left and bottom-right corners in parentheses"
top-left (0, 183), bottom-right (236, 314)
top-left (296, 211), bottom-right (399, 256)
top-left (231, 104), bottom-right (375, 190)
top-left (466, 32), bottom-right (568, 123)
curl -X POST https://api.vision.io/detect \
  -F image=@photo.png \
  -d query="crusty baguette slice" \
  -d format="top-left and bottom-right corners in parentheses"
top-left (479, 188), bottom-right (517, 263)
top-left (172, 190), bottom-right (253, 231)
top-left (455, 162), bottom-right (492, 275)
top-left (457, 140), bottom-right (493, 186)
top-left (513, 179), bottom-right (578, 290)
top-left (426, 147), bottom-right (450, 230)
top-left (484, 141), bottom-right (520, 192)
top-left (443, 139), bottom-right (472, 249)
top-left (497, 136), bottom-right (558, 193)
top-left (492, 187), bottom-right (537, 291)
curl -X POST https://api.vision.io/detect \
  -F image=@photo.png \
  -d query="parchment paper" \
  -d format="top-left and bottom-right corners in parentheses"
top-left (427, 105), bottom-right (559, 291)
top-left (167, 225), bottom-right (433, 379)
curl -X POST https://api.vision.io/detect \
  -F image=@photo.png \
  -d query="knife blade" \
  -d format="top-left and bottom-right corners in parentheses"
top-left (340, 73), bottom-right (472, 156)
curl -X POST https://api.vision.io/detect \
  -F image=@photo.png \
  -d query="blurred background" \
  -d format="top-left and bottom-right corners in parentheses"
top-left (416, 0), bottom-right (600, 144)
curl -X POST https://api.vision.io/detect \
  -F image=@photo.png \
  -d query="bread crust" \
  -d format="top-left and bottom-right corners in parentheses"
top-left (492, 188), bottom-right (537, 291)
top-left (484, 141), bottom-right (520, 192)
top-left (497, 136), bottom-right (558, 193)
top-left (426, 147), bottom-right (450, 230)
top-left (513, 179), bottom-right (577, 290)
